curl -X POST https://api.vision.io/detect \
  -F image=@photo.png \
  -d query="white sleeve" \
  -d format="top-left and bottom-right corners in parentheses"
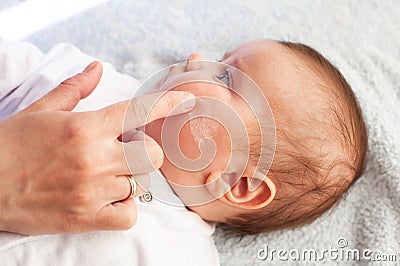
top-left (0, 40), bottom-right (140, 120)
top-left (0, 39), bottom-right (93, 120)
top-left (0, 39), bottom-right (44, 96)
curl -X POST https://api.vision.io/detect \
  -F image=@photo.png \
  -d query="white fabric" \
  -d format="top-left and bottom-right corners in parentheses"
top-left (0, 40), bottom-right (219, 266)
top-left (0, 39), bottom-right (139, 118)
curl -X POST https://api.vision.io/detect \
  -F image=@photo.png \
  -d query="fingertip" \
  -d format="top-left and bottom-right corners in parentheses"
top-left (179, 91), bottom-right (196, 100)
top-left (165, 90), bottom-right (195, 103)
top-left (155, 91), bottom-right (197, 117)
top-left (180, 95), bottom-right (197, 113)
top-left (83, 60), bottom-right (99, 73)
top-left (180, 92), bottom-right (197, 112)
top-left (80, 61), bottom-right (103, 99)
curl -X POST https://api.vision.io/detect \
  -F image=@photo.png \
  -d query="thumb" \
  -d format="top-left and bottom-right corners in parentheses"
top-left (24, 61), bottom-right (103, 113)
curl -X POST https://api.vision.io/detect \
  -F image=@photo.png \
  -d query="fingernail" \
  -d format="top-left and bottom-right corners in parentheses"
top-left (83, 61), bottom-right (98, 73)
top-left (181, 93), bottom-right (196, 112)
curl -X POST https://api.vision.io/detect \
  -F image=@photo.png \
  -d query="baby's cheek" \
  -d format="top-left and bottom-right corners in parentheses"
top-left (161, 118), bottom-right (231, 187)
top-left (179, 118), bottom-right (231, 171)
top-left (189, 117), bottom-right (219, 148)
top-left (148, 113), bottom-right (232, 186)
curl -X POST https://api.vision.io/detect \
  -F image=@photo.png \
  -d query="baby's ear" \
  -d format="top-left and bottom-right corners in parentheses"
top-left (222, 176), bottom-right (276, 209)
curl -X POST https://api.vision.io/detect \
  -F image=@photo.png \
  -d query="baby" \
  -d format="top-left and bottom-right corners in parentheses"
top-left (142, 39), bottom-right (367, 236)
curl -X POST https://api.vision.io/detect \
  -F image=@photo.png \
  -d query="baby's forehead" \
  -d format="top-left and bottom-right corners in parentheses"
top-left (223, 40), bottom-right (290, 66)
top-left (223, 42), bottom-right (303, 90)
top-left (227, 41), bottom-right (328, 110)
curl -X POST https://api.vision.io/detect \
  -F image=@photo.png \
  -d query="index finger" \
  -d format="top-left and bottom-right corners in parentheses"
top-left (100, 91), bottom-right (196, 134)
top-left (131, 91), bottom-right (196, 127)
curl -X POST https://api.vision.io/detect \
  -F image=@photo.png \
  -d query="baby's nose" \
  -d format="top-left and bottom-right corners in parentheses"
top-left (185, 53), bottom-right (207, 71)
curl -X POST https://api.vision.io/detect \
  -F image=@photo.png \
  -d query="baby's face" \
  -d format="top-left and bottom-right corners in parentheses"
top-left (145, 40), bottom-right (303, 219)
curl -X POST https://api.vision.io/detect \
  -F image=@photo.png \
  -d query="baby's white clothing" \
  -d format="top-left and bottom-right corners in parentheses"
top-left (0, 40), bottom-right (219, 266)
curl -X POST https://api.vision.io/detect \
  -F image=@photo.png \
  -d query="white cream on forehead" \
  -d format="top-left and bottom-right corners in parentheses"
top-left (187, 99), bottom-right (219, 148)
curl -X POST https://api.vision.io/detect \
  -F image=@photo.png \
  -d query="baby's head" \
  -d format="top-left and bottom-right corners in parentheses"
top-left (145, 40), bottom-right (367, 236)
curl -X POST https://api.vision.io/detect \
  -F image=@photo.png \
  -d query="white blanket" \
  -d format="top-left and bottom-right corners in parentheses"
top-left (2, 0), bottom-right (399, 265)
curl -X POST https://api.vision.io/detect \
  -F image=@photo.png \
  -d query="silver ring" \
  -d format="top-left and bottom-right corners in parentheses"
top-left (126, 175), bottom-right (137, 199)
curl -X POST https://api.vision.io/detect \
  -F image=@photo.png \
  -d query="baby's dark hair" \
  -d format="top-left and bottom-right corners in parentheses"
top-left (219, 41), bottom-right (367, 238)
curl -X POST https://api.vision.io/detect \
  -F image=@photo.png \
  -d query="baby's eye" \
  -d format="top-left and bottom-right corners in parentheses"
top-left (214, 69), bottom-right (232, 88)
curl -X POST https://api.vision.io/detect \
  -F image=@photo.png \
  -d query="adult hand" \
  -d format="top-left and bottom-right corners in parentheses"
top-left (0, 61), bottom-right (195, 235)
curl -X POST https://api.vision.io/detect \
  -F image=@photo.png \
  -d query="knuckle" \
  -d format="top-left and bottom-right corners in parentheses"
top-left (65, 212), bottom-right (85, 229)
top-left (61, 74), bottom-right (84, 88)
top-left (70, 189), bottom-right (93, 208)
top-left (165, 95), bottom-right (176, 113)
top-left (62, 118), bottom-right (95, 175)
top-left (64, 212), bottom-right (86, 231)
top-left (61, 187), bottom-right (97, 233)
top-left (65, 213), bottom-right (92, 233)
top-left (130, 98), bottom-right (149, 124)
top-left (73, 155), bottom-right (93, 175)
top-left (64, 116), bottom-right (86, 140)
top-left (59, 76), bottom-right (82, 102)
top-left (65, 194), bottom-right (95, 229)
top-left (152, 94), bottom-right (173, 118)
top-left (65, 150), bottom-right (93, 178)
